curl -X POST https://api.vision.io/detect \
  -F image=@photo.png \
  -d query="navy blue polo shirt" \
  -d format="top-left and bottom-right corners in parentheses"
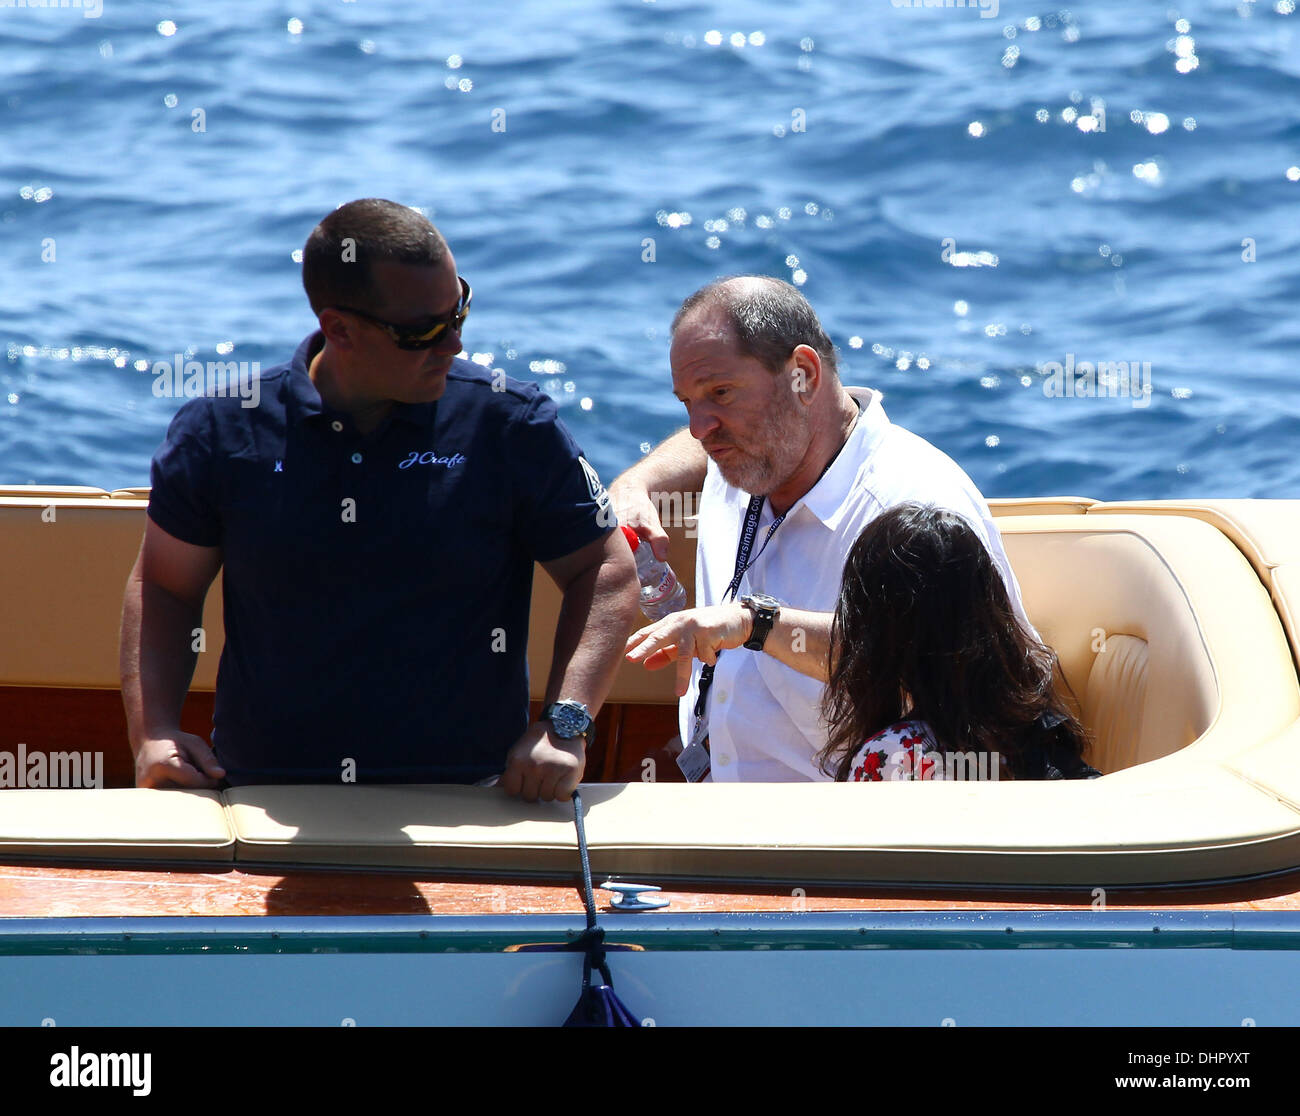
top-left (147, 332), bottom-right (615, 784)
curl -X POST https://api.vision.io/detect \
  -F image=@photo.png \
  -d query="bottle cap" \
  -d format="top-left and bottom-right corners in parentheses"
top-left (620, 525), bottom-right (641, 551)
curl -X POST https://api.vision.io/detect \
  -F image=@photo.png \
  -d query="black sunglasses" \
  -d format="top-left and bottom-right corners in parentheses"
top-left (330, 277), bottom-right (472, 351)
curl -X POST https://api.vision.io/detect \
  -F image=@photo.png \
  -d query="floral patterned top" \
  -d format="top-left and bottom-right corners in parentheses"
top-left (847, 719), bottom-right (945, 782)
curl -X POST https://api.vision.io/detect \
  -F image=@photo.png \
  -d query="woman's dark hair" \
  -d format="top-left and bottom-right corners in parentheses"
top-left (302, 198), bottom-right (448, 316)
top-left (818, 502), bottom-right (1092, 781)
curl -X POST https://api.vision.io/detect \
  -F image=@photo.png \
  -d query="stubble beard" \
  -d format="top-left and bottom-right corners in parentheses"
top-left (711, 384), bottom-right (810, 496)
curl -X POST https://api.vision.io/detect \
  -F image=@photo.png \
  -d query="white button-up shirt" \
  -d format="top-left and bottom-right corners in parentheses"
top-left (678, 386), bottom-right (1031, 782)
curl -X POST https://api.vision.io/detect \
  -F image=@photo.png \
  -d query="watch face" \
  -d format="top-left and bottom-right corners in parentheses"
top-left (549, 702), bottom-right (590, 738)
top-left (746, 593), bottom-right (780, 611)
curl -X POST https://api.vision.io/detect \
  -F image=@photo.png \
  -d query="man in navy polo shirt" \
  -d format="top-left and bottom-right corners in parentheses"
top-left (120, 199), bottom-right (639, 801)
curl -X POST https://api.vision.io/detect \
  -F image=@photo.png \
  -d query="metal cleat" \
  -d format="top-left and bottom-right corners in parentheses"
top-left (600, 881), bottom-right (670, 912)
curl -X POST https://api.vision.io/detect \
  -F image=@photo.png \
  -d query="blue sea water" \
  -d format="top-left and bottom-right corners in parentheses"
top-left (1, 0), bottom-right (1298, 499)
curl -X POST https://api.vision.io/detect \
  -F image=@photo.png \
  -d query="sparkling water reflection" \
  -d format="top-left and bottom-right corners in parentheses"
top-left (0, 0), bottom-right (1297, 496)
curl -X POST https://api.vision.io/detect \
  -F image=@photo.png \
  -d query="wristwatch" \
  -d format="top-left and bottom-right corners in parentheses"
top-left (740, 593), bottom-right (782, 651)
top-left (542, 700), bottom-right (593, 741)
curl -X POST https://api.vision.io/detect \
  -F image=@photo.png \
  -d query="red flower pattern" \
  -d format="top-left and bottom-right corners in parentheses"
top-left (851, 748), bottom-right (889, 783)
top-left (848, 720), bottom-right (943, 782)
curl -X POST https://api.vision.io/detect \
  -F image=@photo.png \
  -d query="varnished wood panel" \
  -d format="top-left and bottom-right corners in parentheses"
top-left (3, 862), bottom-right (1300, 918)
top-left (603, 703), bottom-right (684, 782)
top-left (0, 686), bottom-right (215, 788)
top-left (0, 694), bottom-right (622, 788)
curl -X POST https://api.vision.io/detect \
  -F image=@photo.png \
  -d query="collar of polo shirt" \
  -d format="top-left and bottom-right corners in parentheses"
top-left (286, 332), bottom-right (441, 431)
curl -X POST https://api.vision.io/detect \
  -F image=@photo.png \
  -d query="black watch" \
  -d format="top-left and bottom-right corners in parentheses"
top-left (542, 700), bottom-right (593, 740)
top-left (740, 593), bottom-right (781, 651)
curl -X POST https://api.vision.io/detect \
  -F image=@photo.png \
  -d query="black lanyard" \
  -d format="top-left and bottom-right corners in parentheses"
top-left (694, 495), bottom-right (787, 722)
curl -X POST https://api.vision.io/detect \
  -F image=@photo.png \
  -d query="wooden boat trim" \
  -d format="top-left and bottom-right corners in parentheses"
top-left (5, 861), bottom-right (1300, 919)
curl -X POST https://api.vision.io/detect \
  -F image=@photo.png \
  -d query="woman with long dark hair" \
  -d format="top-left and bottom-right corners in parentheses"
top-left (819, 502), bottom-right (1098, 782)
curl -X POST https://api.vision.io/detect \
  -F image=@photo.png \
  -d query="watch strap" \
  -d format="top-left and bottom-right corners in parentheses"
top-left (742, 596), bottom-right (779, 651)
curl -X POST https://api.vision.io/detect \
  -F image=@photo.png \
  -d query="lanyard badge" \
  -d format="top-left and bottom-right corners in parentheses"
top-left (680, 496), bottom-right (785, 782)
top-left (675, 723), bottom-right (712, 782)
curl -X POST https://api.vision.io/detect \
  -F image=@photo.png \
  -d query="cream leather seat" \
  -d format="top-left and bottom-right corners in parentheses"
top-left (1000, 519), bottom-right (1222, 774)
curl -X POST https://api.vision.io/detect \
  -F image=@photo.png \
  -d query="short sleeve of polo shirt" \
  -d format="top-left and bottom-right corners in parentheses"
top-left (146, 399), bottom-right (222, 548)
top-left (509, 391), bottom-right (615, 561)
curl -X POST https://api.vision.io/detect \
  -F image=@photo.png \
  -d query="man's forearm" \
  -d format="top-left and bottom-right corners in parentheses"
top-left (543, 555), bottom-right (641, 716)
top-left (611, 427), bottom-right (707, 498)
top-left (120, 570), bottom-right (204, 745)
top-left (752, 606), bottom-right (836, 683)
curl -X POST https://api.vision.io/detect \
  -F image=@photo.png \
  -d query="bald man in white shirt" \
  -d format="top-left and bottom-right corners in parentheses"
top-left (614, 276), bottom-right (1031, 782)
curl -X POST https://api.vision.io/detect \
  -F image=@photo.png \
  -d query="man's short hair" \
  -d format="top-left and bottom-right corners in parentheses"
top-left (302, 198), bottom-right (448, 315)
top-left (672, 276), bottom-right (838, 376)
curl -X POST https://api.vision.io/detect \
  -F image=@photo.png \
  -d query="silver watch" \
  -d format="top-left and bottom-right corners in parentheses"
top-left (542, 700), bottom-right (593, 740)
top-left (740, 593), bottom-right (781, 651)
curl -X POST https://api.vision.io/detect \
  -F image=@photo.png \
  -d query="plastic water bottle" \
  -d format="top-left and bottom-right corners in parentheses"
top-left (621, 525), bottom-right (688, 621)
